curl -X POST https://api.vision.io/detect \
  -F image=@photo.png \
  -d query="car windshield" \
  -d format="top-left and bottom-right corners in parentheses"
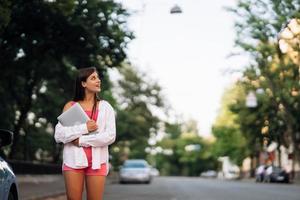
top-left (273, 167), bottom-right (282, 173)
top-left (124, 162), bottom-right (147, 168)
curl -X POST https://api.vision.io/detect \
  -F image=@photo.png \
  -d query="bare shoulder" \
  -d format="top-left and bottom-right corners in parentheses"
top-left (62, 101), bottom-right (74, 112)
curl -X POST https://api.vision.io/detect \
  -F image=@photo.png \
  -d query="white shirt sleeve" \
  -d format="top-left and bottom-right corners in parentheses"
top-left (78, 102), bottom-right (116, 147)
top-left (54, 122), bottom-right (89, 144)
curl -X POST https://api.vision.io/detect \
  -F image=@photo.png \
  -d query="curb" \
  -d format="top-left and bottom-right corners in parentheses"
top-left (16, 174), bottom-right (62, 184)
top-left (24, 191), bottom-right (66, 200)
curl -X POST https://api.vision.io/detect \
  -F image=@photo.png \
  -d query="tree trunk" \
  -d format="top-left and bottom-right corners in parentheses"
top-left (52, 142), bottom-right (62, 163)
top-left (8, 72), bottom-right (37, 159)
top-left (277, 145), bottom-right (281, 168)
top-left (250, 154), bottom-right (256, 178)
top-left (9, 101), bottom-right (32, 159)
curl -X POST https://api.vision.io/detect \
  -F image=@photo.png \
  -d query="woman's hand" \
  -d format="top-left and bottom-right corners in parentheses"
top-left (71, 138), bottom-right (79, 146)
top-left (86, 120), bottom-right (98, 132)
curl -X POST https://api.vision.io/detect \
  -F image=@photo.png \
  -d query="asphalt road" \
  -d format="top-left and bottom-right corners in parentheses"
top-left (19, 176), bottom-right (300, 200)
top-left (103, 177), bottom-right (300, 200)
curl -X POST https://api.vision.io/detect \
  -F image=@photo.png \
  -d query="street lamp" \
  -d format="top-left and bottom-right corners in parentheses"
top-left (170, 4), bottom-right (183, 14)
top-left (139, 1), bottom-right (183, 15)
top-left (246, 91), bottom-right (257, 108)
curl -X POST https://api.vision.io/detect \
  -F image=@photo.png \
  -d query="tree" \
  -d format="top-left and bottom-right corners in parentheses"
top-left (212, 85), bottom-right (248, 167)
top-left (229, 0), bottom-right (300, 164)
top-left (0, 0), bottom-right (132, 159)
top-left (110, 64), bottom-right (166, 166)
top-left (0, 0), bottom-right (11, 33)
top-left (155, 119), bottom-right (217, 176)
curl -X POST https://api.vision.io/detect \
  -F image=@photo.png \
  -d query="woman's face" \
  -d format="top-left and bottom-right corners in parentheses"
top-left (82, 71), bottom-right (101, 93)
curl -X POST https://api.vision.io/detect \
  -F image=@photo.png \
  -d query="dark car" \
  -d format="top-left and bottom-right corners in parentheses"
top-left (264, 165), bottom-right (290, 183)
top-left (0, 129), bottom-right (19, 200)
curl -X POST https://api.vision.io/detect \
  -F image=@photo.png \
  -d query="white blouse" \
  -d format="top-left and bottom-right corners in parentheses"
top-left (54, 100), bottom-right (116, 170)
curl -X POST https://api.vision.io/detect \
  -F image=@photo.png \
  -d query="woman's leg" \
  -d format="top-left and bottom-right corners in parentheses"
top-left (63, 171), bottom-right (85, 200)
top-left (85, 175), bottom-right (106, 200)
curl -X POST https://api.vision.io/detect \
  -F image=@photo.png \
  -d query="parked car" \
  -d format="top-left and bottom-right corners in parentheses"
top-left (264, 165), bottom-right (290, 183)
top-left (0, 129), bottom-right (19, 200)
top-left (119, 159), bottom-right (152, 184)
top-left (200, 170), bottom-right (217, 178)
top-left (218, 156), bottom-right (240, 179)
top-left (150, 166), bottom-right (160, 177)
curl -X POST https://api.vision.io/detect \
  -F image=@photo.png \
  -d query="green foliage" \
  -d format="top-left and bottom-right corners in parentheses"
top-left (0, 0), bottom-right (11, 33)
top-left (156, 133), bottom-right (217, 176)
top-left (229, 0), bottom-right (300, 162)
top-left (165, 121), bottom-right (182, 139)
top-left (212, 85), bottom-right (248, 166)
top-left (0, 0), bottom-right (132, 160)
top-left (212, 126), bottom-right (247, 166)
top-left (153, 120), bottom-right (218, 176)
top-left (110, 64), bottom-right (165, 166)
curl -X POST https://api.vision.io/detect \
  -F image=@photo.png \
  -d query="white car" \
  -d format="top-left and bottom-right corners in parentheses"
top-left (119, 159), bottom-right (152, 184)
top-left (200, 170), bottom-right (217, 178)
top-left (150, 167), bottom-right (160, 177)
top-left (0, 129), bottom-right (19, 200)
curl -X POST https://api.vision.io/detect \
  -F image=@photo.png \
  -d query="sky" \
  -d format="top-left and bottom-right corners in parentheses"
top-left (115, 0), bottom-right (247, 137)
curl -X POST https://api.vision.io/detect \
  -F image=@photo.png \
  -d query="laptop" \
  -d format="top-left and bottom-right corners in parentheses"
top-left (57, 103), bottom-right (90, 126)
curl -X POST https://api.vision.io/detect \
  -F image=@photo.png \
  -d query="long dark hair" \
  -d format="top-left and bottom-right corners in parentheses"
top-left (73, 67), bottom-right (100, 118)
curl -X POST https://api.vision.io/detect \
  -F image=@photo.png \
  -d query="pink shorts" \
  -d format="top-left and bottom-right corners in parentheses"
top-left (62, 147), bottom-right (108, 176)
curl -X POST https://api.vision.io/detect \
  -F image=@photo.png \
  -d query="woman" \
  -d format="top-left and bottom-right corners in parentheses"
top-left (54, 67), bottom-right (116, 200)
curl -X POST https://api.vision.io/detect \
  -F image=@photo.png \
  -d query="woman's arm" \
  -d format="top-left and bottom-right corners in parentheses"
top-left (78, 102), bottom-right (116, 147)
top-left (54, 122), bottom-right (88, 144)
top-left (54, 101), bottom-right (89, 144)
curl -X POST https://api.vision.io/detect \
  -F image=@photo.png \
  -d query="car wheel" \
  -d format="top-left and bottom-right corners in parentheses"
top-left (284, 177), bottom-right (290, 183)
top-left (8, 189), bottom-right (17, 200)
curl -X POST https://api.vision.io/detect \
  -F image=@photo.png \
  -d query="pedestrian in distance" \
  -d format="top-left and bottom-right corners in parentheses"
top-left (54, 67), bottom-right (116, 200)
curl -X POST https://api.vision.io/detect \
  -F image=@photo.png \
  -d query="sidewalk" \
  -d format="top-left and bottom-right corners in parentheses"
top-left (239, 177), bottom-right (300, 185)
top-left (17, 172), bottom-right (118, 200)
top-left (17, 174), bottom-right (66, 200)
